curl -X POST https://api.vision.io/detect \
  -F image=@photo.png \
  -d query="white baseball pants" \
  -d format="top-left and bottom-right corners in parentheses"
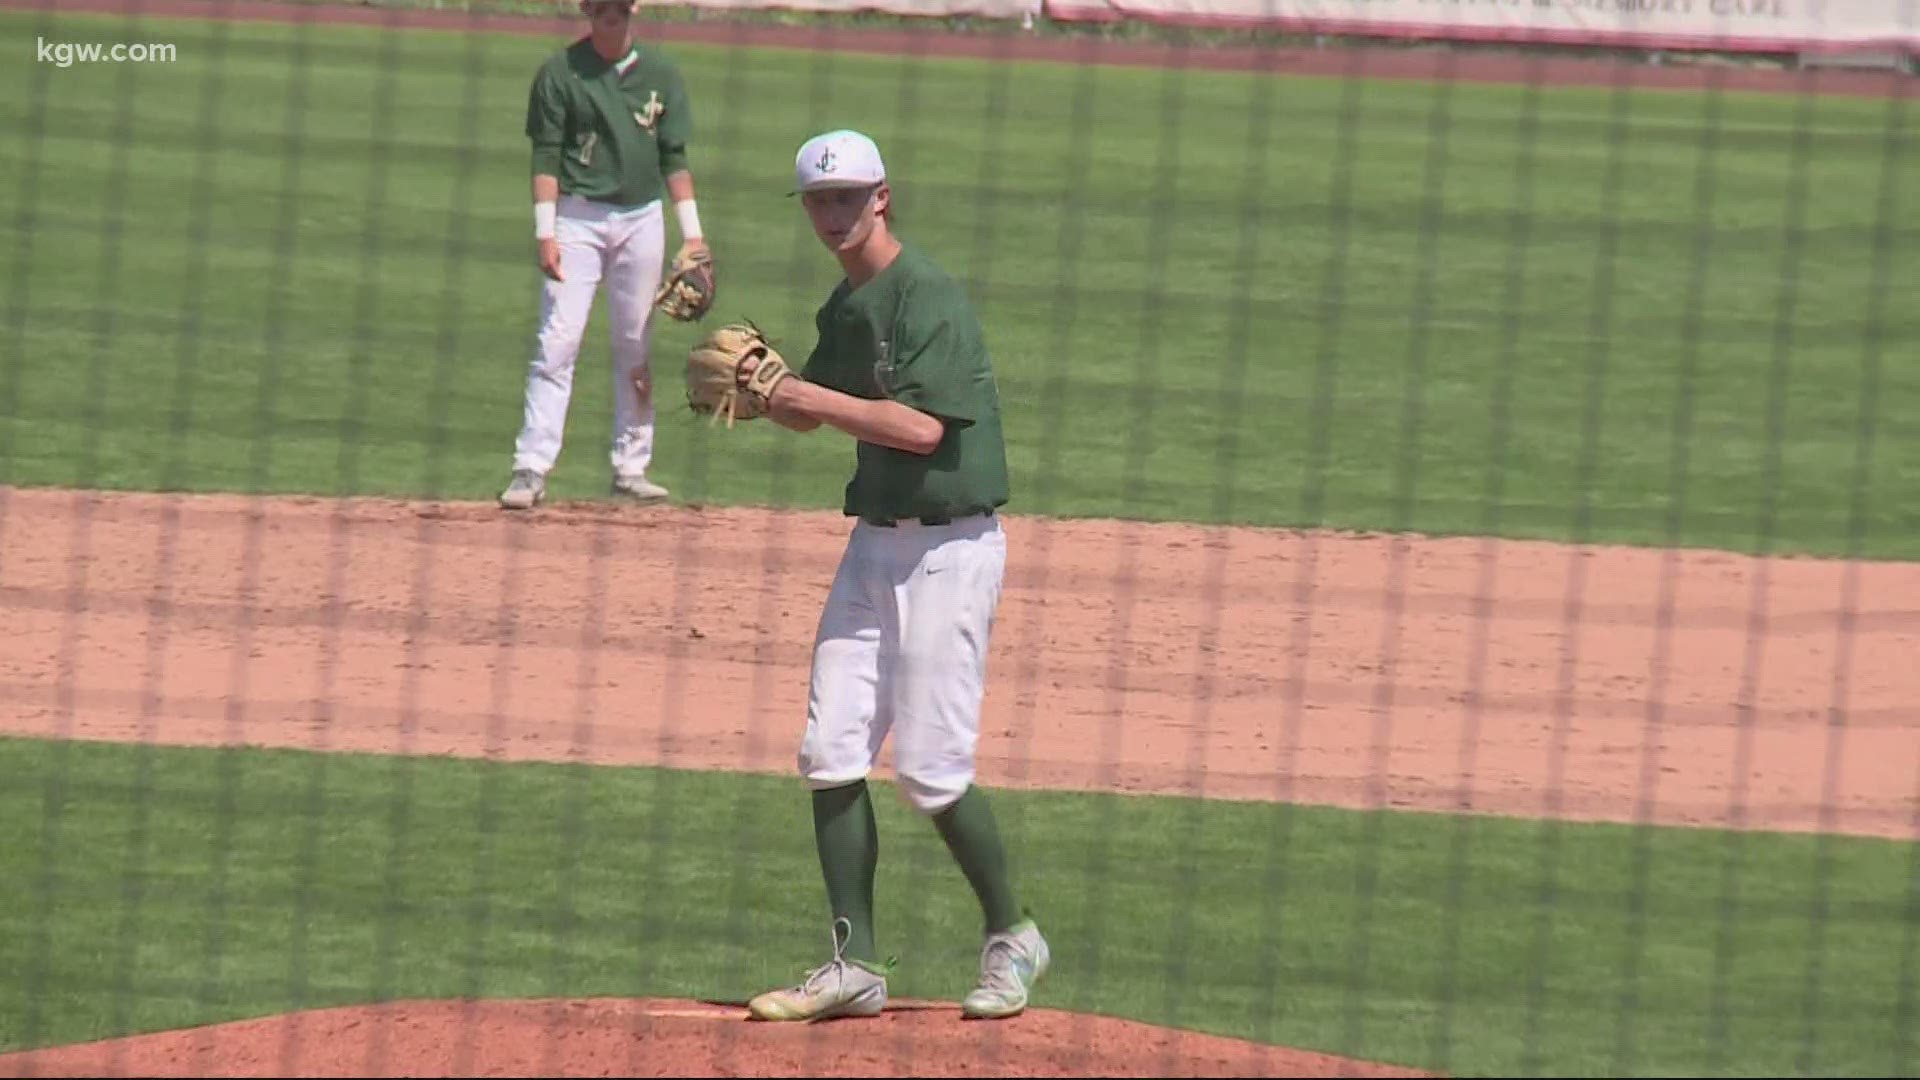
top-left (799, 514), bottom-right (1007, 815)
top-left (512, 194), bottom-right (664, 482)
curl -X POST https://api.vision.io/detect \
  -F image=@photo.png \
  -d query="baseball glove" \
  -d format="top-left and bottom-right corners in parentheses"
top-left (655, 244), bottom-right (716, 322)
top-left (684, 322), bottom-right (795, 428)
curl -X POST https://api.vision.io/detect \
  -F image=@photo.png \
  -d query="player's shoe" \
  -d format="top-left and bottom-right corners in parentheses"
top-left (611, 474), bottom-right (670, 504)
top-left (748, 917), bottom-right (889, 1023)
top-left (962, 918), bottom-right (1049, 1020)
top-left (499, 469), bottom-right (545, 510)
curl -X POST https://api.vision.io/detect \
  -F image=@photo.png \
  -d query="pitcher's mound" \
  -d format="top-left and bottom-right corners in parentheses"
top-left (0, 998), bottom-right (1436, 1078)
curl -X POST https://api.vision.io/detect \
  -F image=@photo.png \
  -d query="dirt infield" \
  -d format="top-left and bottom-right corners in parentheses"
top-left (8, 0), bottom-right (1915, 99)
top-left (0, 997), bottom-right (1438, 1078)
top-left (2, 486), bottom-right (1915, 838)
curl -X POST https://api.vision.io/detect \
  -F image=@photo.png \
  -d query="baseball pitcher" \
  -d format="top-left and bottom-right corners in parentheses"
top-left (685, 130), bottom-right (1049, 1023)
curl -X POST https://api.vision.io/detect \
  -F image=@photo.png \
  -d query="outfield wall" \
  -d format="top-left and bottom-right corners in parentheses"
top-left (657, 0), bottom-right (1918, 57)
top-left (1042, 0), bottom-right (1918, 55)
top-left (653, 0), bottom-right (1041, 17)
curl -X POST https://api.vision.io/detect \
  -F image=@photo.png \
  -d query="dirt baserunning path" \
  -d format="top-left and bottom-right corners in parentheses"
top-left (3, 487), bottom-right (1914, 839)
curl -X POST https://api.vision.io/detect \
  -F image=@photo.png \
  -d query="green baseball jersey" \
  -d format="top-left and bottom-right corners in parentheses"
top-left (802, 243), bottom-right (1011, 524)
top-left (525, 38), bottom-right (690, 207)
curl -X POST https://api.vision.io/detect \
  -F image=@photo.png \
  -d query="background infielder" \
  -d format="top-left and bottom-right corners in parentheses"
top-left (500, 0), bottom-right (706, 510)
top-left (727, 130), bottom-right (1050, 1023)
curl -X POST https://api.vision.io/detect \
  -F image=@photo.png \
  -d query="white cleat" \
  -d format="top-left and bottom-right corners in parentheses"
top-left (962, 918), bottom-right (1049, 1020)
top-left (611, 475), bottom-right (670, 504)
top-left (748, 917), bottom-right (889, 1023)
top-left (499, 469), bottom-right (545, 510)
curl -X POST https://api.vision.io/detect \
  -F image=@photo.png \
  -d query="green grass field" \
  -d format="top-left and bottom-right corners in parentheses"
top-left (2, 8), bottom-right (1917, 1078)
top-left (3, 737), bottom-right (1916, 1077)
top-left (4, 8), bottom-right (1915, 555)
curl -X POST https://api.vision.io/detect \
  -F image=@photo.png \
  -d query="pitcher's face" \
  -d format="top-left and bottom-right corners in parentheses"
top-left (581, 1), bottom-right (632, 34)
top-left (802, 183), bottom-right (887, 253)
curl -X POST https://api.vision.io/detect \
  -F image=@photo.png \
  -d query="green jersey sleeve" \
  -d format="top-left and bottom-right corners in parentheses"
top-left (525, 64), bottom-right (568, 178)
top-left (886, 296), bottom-right (984, 424)
top-left (800, 296), bottom-right (845, 388)
top-left (656, 61), bottom-right (691, 176)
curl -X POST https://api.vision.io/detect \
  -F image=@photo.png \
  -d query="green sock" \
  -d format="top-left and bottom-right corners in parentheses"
top-left (932, 785), bottom-right (1025, 934)
top-left (812, 781), bottom-right (880, 965)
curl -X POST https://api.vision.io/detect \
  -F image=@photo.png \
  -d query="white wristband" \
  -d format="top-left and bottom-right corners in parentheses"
top-left (674, 198), bottom-right (702, 241)
top-left (534, 200), bottom-right (556, 240)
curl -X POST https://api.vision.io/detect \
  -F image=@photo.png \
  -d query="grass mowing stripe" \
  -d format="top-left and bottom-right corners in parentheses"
top-left (1, 736), bottom-right (1913, 1079)
top-left (1, 10), bottom-right (1913, 556)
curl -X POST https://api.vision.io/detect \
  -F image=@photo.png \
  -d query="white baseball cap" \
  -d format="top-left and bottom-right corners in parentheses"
top-left (792, 129), bottom-right (886, 194)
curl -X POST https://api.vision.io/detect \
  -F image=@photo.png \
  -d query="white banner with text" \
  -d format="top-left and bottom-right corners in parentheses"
top-left (660, 0), bottom-right (1041, 17)
top-left (1042, 0), bottom-right (1919, 54)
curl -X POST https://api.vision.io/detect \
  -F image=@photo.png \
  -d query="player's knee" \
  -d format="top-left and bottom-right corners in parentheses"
top-left (528, 342), bottom-right (580, 379)
top-left (798, 741), bottom-right (870, 791)
top-left (536, 317), bottom-right (585, 346)
top-left (613, 345), bottom-right (653, 384)
top-left (534, 319), bottom-right (586, 360)
top-left (896, 768), bottom-right (970, 816)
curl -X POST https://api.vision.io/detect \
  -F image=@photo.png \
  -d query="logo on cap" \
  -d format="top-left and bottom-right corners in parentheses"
top-left (815, 147), bottom-right (837, 174)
